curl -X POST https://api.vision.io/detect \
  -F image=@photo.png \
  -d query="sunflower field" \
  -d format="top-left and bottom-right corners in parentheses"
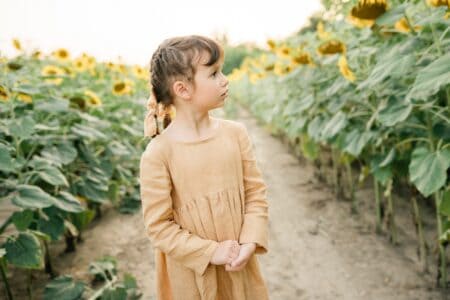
top-left (0, 42), bottom-right (152, 298)
top-left (228, 0), bottom-right (450, 288)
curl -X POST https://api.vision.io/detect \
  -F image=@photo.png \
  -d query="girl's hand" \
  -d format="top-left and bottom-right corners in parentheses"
top-left (225, 242), bottom-right (256, 272)
top-left (210, 240), bottom-right (240, 266)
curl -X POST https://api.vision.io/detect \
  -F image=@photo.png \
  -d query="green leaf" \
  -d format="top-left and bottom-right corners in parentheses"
top-left (4, 231), bottom-right (44, 269)
top-left (407, 53), bottom-right (450, 101)
top-left (71, 124), bottom-right (107, 140)
top-left (370, 155), bottom-right (393, 185)
top-left (34, 96), bottom-right (70, 113)
top-left (300, 133), bottom-right (319, 161)
top-left (41, 142), bottom-right (78, 165)
top-left (307, 116), bottom-right (325, 142)
top-left (100, 286), bottom-right (127, 300)
top-left (358, 53), bottom-right (415, 90)
top-left (11, 209), bottom-right (34, 231)
top-left (439, 189), bottom-right (450, 217)
top-left (375, 3), bottom-right (408, 26)
top-left (43, 275), bottom-right (85, 300)
top-left (343, 129), bottom-right (375, 156)
top-left (377, 96), bottom-right (412, 127)
top-left (9, 116), bottom-right (35, 139)
top-left (55, 191), bottom-right (85, 213)
top-left (409, 147), bottom-right (450, 197)
top-left (321, 111), bottom-right (348, 140)
top-left (0, 143), bottom-right (15, 173)
top-left (37, 166), bottom-right (69, 187)
top-left (12, 185), bottom-right (58, 209)
top-left (37, 213), bottom-right (65, 241)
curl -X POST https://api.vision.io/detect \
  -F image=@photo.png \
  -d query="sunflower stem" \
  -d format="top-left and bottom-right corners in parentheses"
top-left (433, 190), bottom-right (447, 288)
top-left (411, 189), bottom-right (428, 273)
top-left (374, 176), bottom-right (382, 235)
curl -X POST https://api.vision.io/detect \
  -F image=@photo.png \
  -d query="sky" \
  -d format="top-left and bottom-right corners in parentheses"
top-left (0, 0), bottom-right (323, 65)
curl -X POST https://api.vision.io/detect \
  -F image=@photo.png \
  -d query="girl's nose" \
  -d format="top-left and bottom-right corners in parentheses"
top-left (221, 74), bottom-right (229, 86)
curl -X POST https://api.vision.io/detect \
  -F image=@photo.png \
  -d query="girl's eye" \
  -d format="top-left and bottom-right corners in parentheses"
top-left (212, 71), bottom-right (217, 76)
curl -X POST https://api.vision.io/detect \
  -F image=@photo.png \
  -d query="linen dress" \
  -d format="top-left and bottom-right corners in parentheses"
top-left (139, 117), bottom-right (270, 300)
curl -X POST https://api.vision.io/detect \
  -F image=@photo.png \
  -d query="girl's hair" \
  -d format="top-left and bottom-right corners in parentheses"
top-left (144, 35), bottom-right (225, 138)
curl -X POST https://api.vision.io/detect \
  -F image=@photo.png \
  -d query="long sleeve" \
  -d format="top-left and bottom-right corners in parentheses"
top-left (236, 123), bottom-right (269, 255)
top-left (139, 142), bottom-right (219, 276)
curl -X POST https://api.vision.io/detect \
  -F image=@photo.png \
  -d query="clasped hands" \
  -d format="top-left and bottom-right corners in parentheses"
top-left (210, 240), bottom-right (256, 272)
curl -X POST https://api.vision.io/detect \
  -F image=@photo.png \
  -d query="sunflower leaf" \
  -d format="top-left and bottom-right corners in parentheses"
top-left (407, 53), bottom-right (450, 101)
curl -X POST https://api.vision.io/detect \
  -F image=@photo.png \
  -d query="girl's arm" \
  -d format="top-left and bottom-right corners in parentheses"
top-left (236, 123), bottom-right (269, 255)
top-left (139, 143), bottom-right (219, 276)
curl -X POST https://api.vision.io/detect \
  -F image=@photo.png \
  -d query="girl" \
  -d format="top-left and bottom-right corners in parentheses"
top-left (139, 35), bottom-right (270, 300)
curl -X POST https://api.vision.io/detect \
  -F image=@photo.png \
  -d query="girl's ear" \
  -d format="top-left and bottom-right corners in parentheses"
top-left (172, 80), bottom-right (191, 99)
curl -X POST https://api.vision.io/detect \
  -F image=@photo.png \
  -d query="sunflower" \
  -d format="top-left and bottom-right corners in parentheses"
top-left (84, 90), bottom-right (102, 106)
top-left (82, 53), bottom-right (96, 69)
top-left (32, 50), bottom-right (42, 59)
top-left (72, 56), bottom-right (88, 72)
top-left (427, 0), bottom-right (449, 7)
top-left (394, 17), bottom-right (421, 33)
top-left (132, 65), bottom-right (148, 80)
top-left (0, 85), bottom-right (9, 101)
top-left (317, 39), bottom-right (346, 55)
top-left (348, 0), bottom-right (388, 27)
top-left (338, 55), bottom-right (356, 82)
top-left (276, 44), bottom-right (292, 58)
top-left (52, 48), bottom-right (70, 62)
top-left (12, 39), bottom-right (22, 51)
top-left (266, 39), bottom-right (276, 51)
top-left (292, 52), bottom-right (313, 65)
top-left (17, 92), bottom-right (32, 103)
top-left (112, 80), bottom-right (132, 95)
top-left (41, 65), bottom-right (65, 85)
top-left (316, 22), bottom-right (331, 40)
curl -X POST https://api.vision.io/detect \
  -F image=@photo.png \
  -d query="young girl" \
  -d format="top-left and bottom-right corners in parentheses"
top-left (139, 35), bottom-right (270, 300)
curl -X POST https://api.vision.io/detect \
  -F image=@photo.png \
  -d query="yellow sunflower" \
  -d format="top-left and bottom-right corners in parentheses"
top-left (0, 85), bottom-right (9, 101)
top-left (291, 52), bottom-right (313, 65)
top-left (17, 92), bottom-right (32, 103)
top-left (316, 21), bottom-right (331, 40)
top-left (338, 55), bottom-right (356, 82)
top-left (132, 65), bottom-right (148, 80)
top-left (112, 80), bottom-right (132, 95)
top-left (427, 0), bottom-right (449, 7)
top-left (32, 50), bottom-right (42, 59)
top-left (82, 53), bottom-right (96, 69)
top-left (266, 39), bottom-right (277, 51)
top-left (41, 65), bottom-right (65, 85)
top-left (394, 17), bottom-right (422, 33)
top-left (348, 0), bottom-right (388, 28)
top-left (84, 90), bottom-right (102, 106)
top-left (317, 39), bottom-right (346, 55)
top-left (72, 56), bottom-right (88, 72)
top-left (12, 38), bottom-right (22, 51)
top-left (52, 48), bottom-right (70, 62)
top-left (276, 44), bottom-right (292, 58)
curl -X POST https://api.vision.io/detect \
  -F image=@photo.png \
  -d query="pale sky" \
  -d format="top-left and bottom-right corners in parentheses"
top-left (0, 0), bottom-right (322, 65)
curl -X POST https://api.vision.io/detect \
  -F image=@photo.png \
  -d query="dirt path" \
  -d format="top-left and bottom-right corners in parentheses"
top-left (5, 105), bottom-right (448, 299)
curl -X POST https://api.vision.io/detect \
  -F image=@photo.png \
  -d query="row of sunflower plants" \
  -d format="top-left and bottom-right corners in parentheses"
top-left (228, 0), bottom-right (450, 288)
top-left (0, 41), bottom-right (149, 299)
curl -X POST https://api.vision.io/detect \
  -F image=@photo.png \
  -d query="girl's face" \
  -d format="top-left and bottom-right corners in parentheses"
top-left (190, 52), bottom-right (229, 111)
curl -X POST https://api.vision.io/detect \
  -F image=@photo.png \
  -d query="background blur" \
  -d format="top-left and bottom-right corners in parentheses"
top-left (0, 0), bottom-right (322, 64)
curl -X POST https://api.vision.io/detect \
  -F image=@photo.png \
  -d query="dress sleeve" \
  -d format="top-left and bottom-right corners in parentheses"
top-left (139, 141), bottom-right (219, 276)
top-left (236, 123), bottom-right (269, 255)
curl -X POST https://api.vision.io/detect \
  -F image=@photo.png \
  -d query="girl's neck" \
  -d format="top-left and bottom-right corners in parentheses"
top-left (162, 113), bottom-right (219, 142)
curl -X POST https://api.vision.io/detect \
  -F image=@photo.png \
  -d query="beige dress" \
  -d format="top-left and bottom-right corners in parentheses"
top-left (139, 117), bottom-right (269, 300)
